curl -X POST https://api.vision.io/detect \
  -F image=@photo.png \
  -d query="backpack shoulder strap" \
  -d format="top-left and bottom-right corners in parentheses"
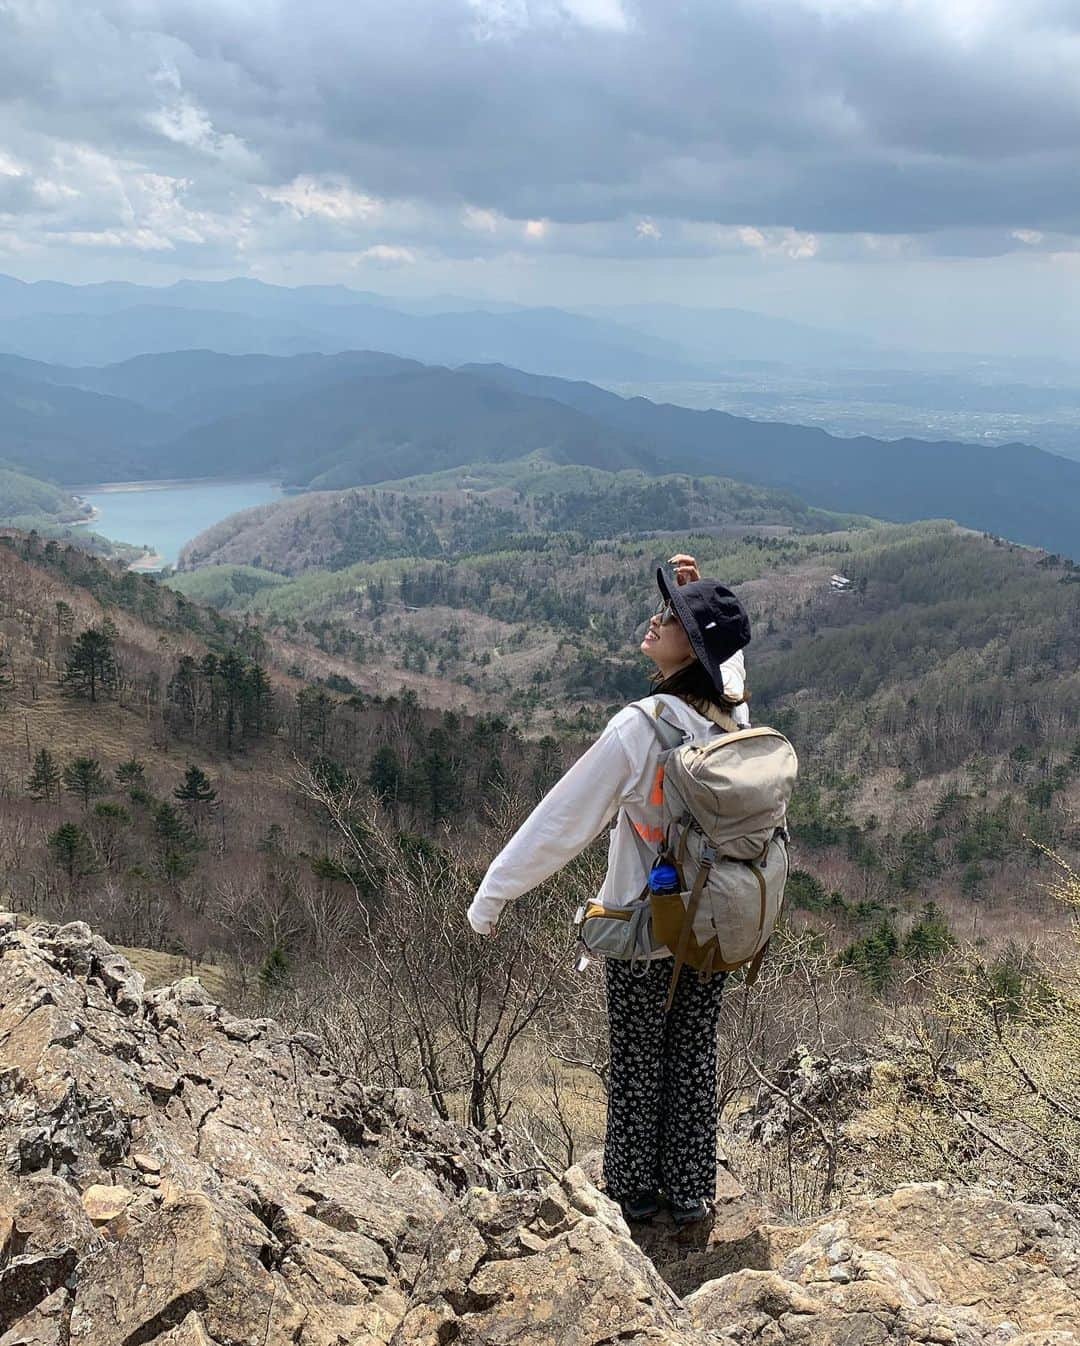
top-left (630, 697), bottom-right (689, 751)
top-left (632, 695), bottom-right (741, 748)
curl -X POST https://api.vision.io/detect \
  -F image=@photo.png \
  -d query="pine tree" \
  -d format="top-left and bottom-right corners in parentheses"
top-left (420, 727), bottom-right (458, 824)
top-left (47, 822), bottom-right (96, 883)
top-left (174, 764), bottom-right (217, 806)
top-left (115, 757), bottom-right (146, 786)
top-left (296, 686), bottom-right (332, 751)
top-left (27, 748), bottom-right (62, 802)
top-left (152, 801), bottom-right (197, 882)
top-left (62, 756), bottom-right (107, 810)
top-left (54, 600), bottom-right (74, 639)
top-left (61, 626), bottom-right (119, 702)
top-left (368, 745), bottom-right (405, 805)
top-left (244, 662), bottom-right (273, 738)
top-left (0, 644), bottom-right (12, 705)
top-left (153, 801), bottom-right (196, 850)
top-left (259, 944), bottom-right (291, 992)
top-left (903, 903), bottom-right (955, 961)
top-left (217, 652), bottom-right (248, 750)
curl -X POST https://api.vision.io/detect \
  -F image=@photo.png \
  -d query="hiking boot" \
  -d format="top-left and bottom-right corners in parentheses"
top-left (669, 1197), bottom-right (712, 1227)
top-left (619, 1189), bottom-right (660, 1222)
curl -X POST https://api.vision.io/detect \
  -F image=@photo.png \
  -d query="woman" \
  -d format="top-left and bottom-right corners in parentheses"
top-left (467, 554), bottom-right (751, 1224)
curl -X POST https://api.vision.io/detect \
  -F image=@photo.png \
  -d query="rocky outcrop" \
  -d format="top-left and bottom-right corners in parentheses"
top-left (1, 915), bottom-right (1078, 1346)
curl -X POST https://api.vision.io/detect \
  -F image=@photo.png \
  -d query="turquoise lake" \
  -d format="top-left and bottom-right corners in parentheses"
top-left (79, 480), bottom-right (283, 569)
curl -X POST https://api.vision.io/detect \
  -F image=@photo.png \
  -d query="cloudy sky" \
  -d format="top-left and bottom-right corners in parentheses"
top-left (3, 0), bottom-right (1080, 352)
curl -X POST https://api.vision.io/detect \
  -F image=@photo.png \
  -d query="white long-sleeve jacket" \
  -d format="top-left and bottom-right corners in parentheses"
top-left (466, 653), bottom-right (749, 948)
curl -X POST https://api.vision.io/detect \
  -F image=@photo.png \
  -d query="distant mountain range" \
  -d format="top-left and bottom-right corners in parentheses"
top-left (0, 272), bottom-right (917, 378)
top-left (1, 345), bottom-right (1079, 558)
top-left (0, 274), bottom-right (706, 380)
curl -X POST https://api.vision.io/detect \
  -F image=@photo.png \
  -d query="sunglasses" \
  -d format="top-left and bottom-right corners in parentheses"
top-left (653, 600), bottom-right (679, 626)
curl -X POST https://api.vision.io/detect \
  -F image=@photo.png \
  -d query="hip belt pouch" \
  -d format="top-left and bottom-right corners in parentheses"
top-left (574, 896), bottom-right (655, 960)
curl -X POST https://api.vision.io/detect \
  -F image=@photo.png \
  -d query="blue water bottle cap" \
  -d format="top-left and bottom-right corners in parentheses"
top-left (648, 861), bottom-right (680, 893)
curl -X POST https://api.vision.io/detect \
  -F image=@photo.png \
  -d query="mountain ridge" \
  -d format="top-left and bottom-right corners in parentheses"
top-left (2, 344), bottom-right (1079, 556)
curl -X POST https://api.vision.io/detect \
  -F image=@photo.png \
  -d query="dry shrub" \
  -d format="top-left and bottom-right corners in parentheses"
top-left (870, 848), bottom-right (1079, 1208)
top-left (291, 764), bottom-right (584, 1138)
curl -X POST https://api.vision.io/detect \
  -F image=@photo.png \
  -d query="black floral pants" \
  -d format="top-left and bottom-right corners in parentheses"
top-left (602, 956), bottom-right (725, 1206)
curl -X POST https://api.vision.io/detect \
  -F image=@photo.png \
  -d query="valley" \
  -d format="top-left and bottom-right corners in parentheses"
top-left (0, 276), bottom-right (1076, 1235)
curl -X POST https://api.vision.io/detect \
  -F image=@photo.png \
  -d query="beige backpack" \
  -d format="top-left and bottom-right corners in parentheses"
top-left (639, 700), bottom-right (797, 1010)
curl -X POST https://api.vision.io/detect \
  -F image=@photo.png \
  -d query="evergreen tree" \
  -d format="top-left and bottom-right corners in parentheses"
top-left (368, 745), bottom-right (405, 805)
top-left (54, 600), bottom-right (74, 639)
top-left (27, 748), bottom-right (62, 801)
top-left (47, 822), bottom-right (96, 883)
top-left (216, 652), bottom-right (248, 750)
top-left (62, 755), bottom-right (107, 810)
top-left (245, 662), bottom-right (274, 738)
top-left (61, 625), bottom-right (119, 702)
top-left (259, 944), bottom-right (290, 991)
top-left (296, 686), bottom-right (333, 751)
top-left (420, 727), bottom-right (458, 824)
top-left (903, 903), bottom-right (955, 961)
top-left (838, 919), bottom-right (899, 993)
top-left (152, 801), bottom-right (197, 882)
top-left (115, 757), bottom-right (146, 786)
top-left (0, 643), bottom-right (12, 705)
top-left (153, 801), bottom-right (196, 850)
top-left (174, 764), bottom-right (217, 806)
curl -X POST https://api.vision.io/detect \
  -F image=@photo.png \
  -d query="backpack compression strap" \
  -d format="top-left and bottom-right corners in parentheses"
top-left (663, 841), bottom-right (715, 1013)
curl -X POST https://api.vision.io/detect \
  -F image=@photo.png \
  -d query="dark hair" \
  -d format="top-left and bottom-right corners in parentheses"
top-left (649, 659), bottom-right (745, 716)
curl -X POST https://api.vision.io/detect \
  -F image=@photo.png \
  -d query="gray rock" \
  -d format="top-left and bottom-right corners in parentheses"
top-left (1, 919), bottom-right (1077, 1346)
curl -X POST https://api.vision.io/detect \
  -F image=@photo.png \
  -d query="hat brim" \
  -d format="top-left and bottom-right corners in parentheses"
top-left (656, 567), bottom-right (729, 697)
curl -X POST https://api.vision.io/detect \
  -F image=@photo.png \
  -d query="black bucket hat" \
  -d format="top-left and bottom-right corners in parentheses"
top-left (656, 567), bottom-right (751, 696)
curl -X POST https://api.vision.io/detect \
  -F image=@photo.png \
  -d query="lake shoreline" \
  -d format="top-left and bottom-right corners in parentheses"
top-left (74, 478), bottom-right (286, 571)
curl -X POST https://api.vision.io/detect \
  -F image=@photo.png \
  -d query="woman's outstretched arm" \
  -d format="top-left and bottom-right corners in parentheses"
top-left (466, 716), bottom-right (637, 934)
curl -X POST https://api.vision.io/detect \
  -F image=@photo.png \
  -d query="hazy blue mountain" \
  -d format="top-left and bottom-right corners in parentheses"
top-left (462, 364), bottom-right (1080, 557)
top-left (157, 364), bottom-right (653, 486)
top-left (0, 274), bottom-right (701, 381)
top-left (3, 344), bottom-right (1080, 556)
top-left (0, 368), bottom-right (167, 482)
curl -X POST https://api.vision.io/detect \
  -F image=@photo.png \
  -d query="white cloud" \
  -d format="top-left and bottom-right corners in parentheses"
top-left (1012, 228), bottom-right (1044, 246)
top-left (262, 175), bottom-right (382, 223)
top-left (463, 205), bottom-right (501, 232)
top-left (148, 98), bottom-right (258, 170)
top-left (354, 243), bottom-right (417, 265)
top-left (0, 150), bottom-right (27, 178)
top-left (636, 217), bottom-right (661, 239)
top-left (524, 219), bottom-right (548, 239)
top-left (733, 225), bottom-right (819, 259)
top-left (53, 227), bottom-right (176, 251)
top-left (468, 0), bottom-right (628, 36)
top-left (562, 0), bottom-right (629, 31)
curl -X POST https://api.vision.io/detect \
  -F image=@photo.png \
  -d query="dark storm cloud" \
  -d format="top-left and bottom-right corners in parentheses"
top-left (2, 0), bottom-right (1080, 266)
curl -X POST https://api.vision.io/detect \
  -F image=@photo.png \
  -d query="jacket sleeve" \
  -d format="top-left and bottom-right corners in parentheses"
top-left (466, 716), bottom-right (638, 933)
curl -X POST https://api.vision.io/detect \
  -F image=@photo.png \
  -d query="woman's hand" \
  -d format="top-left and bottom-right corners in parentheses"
top-left (467, 898), bottom-right (498, 936)
top-left (668, 554), bottom-right (699, 586)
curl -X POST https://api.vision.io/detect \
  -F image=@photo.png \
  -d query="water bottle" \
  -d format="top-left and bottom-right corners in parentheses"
top-left (648, 859), bottom-right (680, 895)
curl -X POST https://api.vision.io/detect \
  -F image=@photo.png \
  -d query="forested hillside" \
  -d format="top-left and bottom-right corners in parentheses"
top-left (0, 530), bottom-right (567, 976)
top-left (2, 345), bottom-right (1079, 557)
top-left (0, 462), bottom-right (87, 528)
top-left (168, 512), bottom-right (1080, 968)
top-left (2, 521), bottom-right (1076, 1219)
top-left (178, 467), bottom-right (853, 574)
